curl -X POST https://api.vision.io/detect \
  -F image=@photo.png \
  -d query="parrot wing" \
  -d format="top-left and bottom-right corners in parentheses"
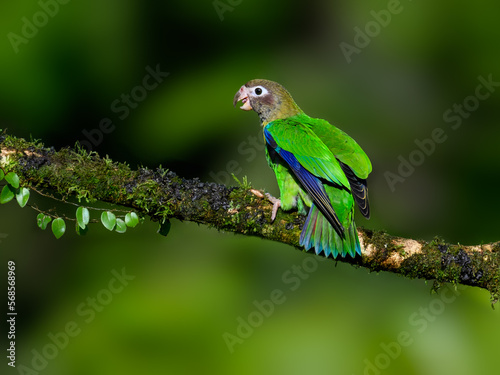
top-left (301, 116), bottom-right (372, 219)
top-left (264, 118), bottom-right (350, 188)
top-left (264, 118), bottom-right (353, 238)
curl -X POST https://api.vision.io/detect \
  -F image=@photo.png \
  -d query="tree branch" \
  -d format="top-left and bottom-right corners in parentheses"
top-left (1, 132), bottom-right (499, 302)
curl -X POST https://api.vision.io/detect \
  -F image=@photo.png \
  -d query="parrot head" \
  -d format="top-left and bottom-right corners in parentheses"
top-left (233, 79), bottom-right (302, 124)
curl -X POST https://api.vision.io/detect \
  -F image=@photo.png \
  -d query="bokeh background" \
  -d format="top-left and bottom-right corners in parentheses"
top-left (1, 1), bottom-right (500, 374)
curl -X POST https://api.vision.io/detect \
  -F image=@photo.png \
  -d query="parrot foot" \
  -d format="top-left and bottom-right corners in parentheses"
top-left (265, 193), bottom-right (281, 222)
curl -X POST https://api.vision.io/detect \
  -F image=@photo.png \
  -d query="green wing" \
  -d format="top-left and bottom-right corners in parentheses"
top-left (266, 113), bottom-right (372, 219)
top-left (265, 117), bottom-right (350, 189)
top-left (296, 114), bottom-right (372, 179)
top-left (299, 114), bottom-right (372, 218)
top-left (265, 117), bottom-right (354, 234)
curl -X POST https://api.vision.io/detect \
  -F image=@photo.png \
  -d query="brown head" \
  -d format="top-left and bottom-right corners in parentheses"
top-left (233, 79), bottom-right (303, 124)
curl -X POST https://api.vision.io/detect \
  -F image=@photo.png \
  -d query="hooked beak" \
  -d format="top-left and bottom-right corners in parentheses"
top-left (233, 85), bottom-right (253, 111)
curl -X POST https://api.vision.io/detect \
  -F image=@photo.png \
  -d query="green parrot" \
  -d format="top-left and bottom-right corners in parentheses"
top-left (233, 79), bottom-right (372, 258)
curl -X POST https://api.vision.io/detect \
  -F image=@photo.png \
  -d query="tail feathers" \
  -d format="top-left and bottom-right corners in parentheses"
top-left (299, 204), bottom-right (361, 258)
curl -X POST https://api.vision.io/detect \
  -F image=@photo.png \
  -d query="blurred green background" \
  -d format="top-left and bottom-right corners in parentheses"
top-left (1, 1), bottom-right (500, 374)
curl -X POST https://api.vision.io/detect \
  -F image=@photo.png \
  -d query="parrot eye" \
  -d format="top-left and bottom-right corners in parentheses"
top-left (252, 86), bottom-right (267, 96)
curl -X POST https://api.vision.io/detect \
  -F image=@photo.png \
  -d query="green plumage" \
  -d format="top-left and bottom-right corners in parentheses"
top-left (234, 79), bottom-right (372, 258)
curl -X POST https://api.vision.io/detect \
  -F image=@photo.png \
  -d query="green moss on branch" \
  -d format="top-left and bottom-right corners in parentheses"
top-left (1, 132), bottom-right (499, 302)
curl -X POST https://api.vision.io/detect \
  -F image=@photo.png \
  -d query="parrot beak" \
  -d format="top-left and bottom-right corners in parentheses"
top-left (233, 85), bottom-right (253, 111)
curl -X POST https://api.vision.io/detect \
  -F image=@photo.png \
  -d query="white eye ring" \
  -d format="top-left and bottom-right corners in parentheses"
top-left (252, 86), bottom-right (268, 96)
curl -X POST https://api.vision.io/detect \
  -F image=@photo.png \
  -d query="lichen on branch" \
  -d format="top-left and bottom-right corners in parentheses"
top-left (1, 132), bottom-right (499, 302)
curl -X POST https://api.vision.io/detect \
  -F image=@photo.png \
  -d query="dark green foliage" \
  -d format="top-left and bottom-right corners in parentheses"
top-left (157, 219), bottom-right (171, 237)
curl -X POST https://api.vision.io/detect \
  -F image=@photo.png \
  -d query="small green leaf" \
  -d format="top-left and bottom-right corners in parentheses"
top-left (75, 221), bottom-right (89, 236)
top-left (157, 219), bottom-right (171, 237)
top-left (0, 169), bottom-right (4, 181)
top-left (76, 207), bottom-right (90, 229)
top-left (101, 211), bottom-right (116, 231)
top-left (51, 218), bottom-right (66, 239)
top-left (37, 213), bottom-right (52, 230)
top-left (125, 212), bottom-right (139, 228)
top-left (115, 218), bottom-right (127, 233)
top-left (5, 172), bottom-right (19, 189)
top-left (16, 187), bottom-right (30, 208)
top-left (0, 185), bottom-right (15, 204)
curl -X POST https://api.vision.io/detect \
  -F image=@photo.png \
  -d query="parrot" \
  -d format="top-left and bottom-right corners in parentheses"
top-left (233, 79), bottom-right (372, 258)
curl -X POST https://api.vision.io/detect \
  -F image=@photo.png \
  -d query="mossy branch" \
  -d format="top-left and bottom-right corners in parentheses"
top-left (1, 132), bottom-right (499, 302)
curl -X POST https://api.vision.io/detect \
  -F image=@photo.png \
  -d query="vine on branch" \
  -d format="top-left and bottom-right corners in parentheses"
top-left (1, 161), bottom-right (141, 238)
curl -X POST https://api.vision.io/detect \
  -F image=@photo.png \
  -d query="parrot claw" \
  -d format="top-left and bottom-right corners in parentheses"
top-left (265, 193), bottom-right (281, 222)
